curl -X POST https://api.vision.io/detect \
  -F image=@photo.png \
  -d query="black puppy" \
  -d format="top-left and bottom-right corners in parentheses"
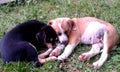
top-left (0, 20), bottom-right (59, 67)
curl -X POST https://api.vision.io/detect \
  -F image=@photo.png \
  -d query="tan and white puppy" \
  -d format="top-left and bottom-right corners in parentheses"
top-left (48, 17), bottom-right (119, 69)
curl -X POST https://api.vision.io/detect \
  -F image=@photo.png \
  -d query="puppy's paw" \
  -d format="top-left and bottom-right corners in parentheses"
top-left (50, 48), bottom-right (61, 56)
top-left (86, 62), bottom-right (102, 69)
top-left (38, 56), bottom-right (57, 64)
top-left (48, 56), bottom-right (58, 61)
top-left (38, 54), bottom-right (46, 59)
top-left (58, 55), bottom-right (66, 61)
top-left (78, 53), bottom-right (90, 61)
top-left (34, 61), bottom-right (42, 67)
top-left (92, 61), bottom-right (102, 69)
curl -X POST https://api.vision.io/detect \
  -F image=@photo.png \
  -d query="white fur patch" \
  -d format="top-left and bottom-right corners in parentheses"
top-left (81, 22), bottom-right (106, 44)
top-left (58, 23), bottom-right (68, 43)
top-left (58, 44), bottom-right (76, 60)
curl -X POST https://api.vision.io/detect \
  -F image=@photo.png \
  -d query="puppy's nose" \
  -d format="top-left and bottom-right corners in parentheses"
top-left (61, 41), bottom-right (67, 45)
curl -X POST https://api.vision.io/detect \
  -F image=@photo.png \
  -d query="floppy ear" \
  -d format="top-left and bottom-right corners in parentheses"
top-left (67, 20), bottom-right (76, 31)
top-left (36, 32), bottom-right (46, 44)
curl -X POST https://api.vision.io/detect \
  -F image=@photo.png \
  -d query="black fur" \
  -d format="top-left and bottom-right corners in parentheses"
top-left (0, 20), bottom-right (59, 67)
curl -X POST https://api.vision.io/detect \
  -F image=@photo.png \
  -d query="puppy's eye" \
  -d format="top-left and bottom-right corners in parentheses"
top-left (58, 33), bottom-right (62, 36)
top-left (55, 38), bottom-right (58, 41)
top-left (49, 21), bottom-right (52, 25)
top-left (64, 31), bottom-right (67, 34)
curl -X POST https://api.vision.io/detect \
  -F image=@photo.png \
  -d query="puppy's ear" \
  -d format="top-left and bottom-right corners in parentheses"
top-left (48, 21), bottom-right (53, 25)
top-left (67, 20), bottom-right (76, 31)
top-left (36, 32), bottom-right (46, 44)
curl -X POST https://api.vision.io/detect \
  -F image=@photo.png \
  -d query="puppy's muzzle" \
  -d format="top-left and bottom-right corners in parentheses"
top-left (61, 41), bottom-right (67, 45)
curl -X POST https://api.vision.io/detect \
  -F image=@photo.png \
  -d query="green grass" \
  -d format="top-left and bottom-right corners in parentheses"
top-left (0, 0), bottom-right (120, 72)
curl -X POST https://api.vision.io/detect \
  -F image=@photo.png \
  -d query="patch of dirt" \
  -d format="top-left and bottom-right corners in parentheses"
top-left (58, 61), bottom-right (81, 72)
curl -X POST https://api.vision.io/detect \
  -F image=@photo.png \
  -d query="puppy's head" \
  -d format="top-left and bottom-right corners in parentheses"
top-left (36, 25), bottom-right (59, 49)
top-left (48, 18), bottom-right (76, 45)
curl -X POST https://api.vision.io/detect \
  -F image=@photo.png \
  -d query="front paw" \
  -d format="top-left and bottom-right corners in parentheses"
top-left (38, 54), bottom-right (46, 59)
top-left (58, 55), bottom-right (66, 61)
top-left (92, 61), bottom-right (102, 69)
top-left (78, 53), bottom-right (91, 61)
top-left (50, 48), bottom-right (61, 57)
top-left (87, 61), bottom-right (102, 69)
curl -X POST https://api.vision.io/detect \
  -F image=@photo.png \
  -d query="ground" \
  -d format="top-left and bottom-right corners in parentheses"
top-left (0, 0), bottom-right (120, 72)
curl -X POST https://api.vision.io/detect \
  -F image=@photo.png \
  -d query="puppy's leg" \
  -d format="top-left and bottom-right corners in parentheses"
top-left (57, 44), bottom-right (77, 60)
top-left (92, 46), bottom-right (108, 69)
top-left (24, 42), bottom-right (41, 67)
top-left (78, 43), bottom-right (103, 61)
top-left (92, 31), bottom-right (110, 69)
top-left (38, 48), bottom-right (53, 58)
top-left (1, 42), bottom-right (39, 65)
top-left (38, 56), bottom-right (57, 64)
top-left (57, 35), bottom-right (79, 61)
top-left (49, 44), bottom-right (65, 56)
top-left (38, 48), bottom-right (58, 64)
